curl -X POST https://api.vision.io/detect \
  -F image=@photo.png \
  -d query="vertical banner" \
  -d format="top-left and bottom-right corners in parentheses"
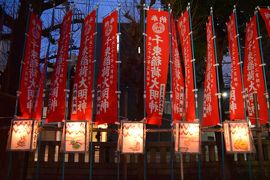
top-left (202, 16), bottom-right (220, 127)
top-left (19, 13), bottom-right (42, 119)
top-left (177, 10), bottom-right (196, 122)
top-left (259, 8), bottom-right (270, 37)
top-left (243, 16), bottom-right (268, 125)
top-left (226, 13), bottom-right (245, 120)
top-left (46, 11), bottom-right (72, 123)
top-left (145, 9), bottom-right (169, 126)
top-left (95, 10), bottom-right (118, 125)
top-left (71, 10), bottom-right (96, 121)
top-left (171, 18), bottom-right (185, 121)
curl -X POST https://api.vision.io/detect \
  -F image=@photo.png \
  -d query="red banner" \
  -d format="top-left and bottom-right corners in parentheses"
top-left (202, 16), bottom-right (220, 127)
top-left (171, 17), bottom-right (185, 122)
top-left (243, 16), bottom-right (268, 125)
top-left (71, 10), bottom-right (96, 121)
top-left (259, 8), bottom-right (270, 37)
top-left (226, 13), bottom-right (245, 120)
top-left (46, 11), bottom-right (72, 123)
top-left (145, 9), bottom-right (169, 126)
top-left (95, 10), bottom-right (118, 125)
top-left (177, 10), bottom-right (196, 122)
top-left (19, 13), bottom-right (42, 119)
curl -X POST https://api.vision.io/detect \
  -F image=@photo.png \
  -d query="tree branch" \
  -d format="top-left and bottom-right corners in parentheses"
top-left (41, 0), bottom-right (68, 12)
top-left (0, 6), bottom-right (14, 28)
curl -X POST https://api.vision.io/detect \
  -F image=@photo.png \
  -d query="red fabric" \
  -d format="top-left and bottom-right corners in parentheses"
top-left (243, 16), bottom-right (268, 125)
top-left (46, 11), bottom-right (72, 123)
top-left (202, 16), bottom-right (220, 127)
top-left (70, 10), bottom-right (96, 122)
top-left (226, 13), bottom-right (245, 120)
top-left (171, 17), bottom-right (185, 122)
top-left (19, 13), bottom-right (42, 119)
top-left (177, 10), bottom-right (196, 122)
top-left (259, 8), bottom-right (270, 38)
top-left (145, 9), bottom-right (169, 126)
top-left (95, 10), bottom-right (118, 125)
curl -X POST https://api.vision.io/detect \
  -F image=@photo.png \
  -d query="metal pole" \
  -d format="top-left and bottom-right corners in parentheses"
top-left (187, 3), bottom-right (201, 180)
top-left (7, 4), bottom-right (32, 180)
top-left (168, 4), bottom-right (174, 180)
top-left (210, 7), bottom-right (225, 180)
top-left (89, 4), bottom-right (99, 180)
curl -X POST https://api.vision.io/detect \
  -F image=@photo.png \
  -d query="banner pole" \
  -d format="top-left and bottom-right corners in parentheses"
top-left (168, 4), bottom-right (174, 180)
top-left (6, 4), bottom-right (32, 180)
top-left (35, 4), bottom-right (55, 180)
top-left (187, 3), bottom-right (201, 180)
top-left (143, 4), bottom-right (148, 180)
top-left (255, 7), bottom-right (270, 123)
top-left (89, 4), bottom-right (99, 180)
top-left (232, 5), bottom-right (252, 180)
top-left (210, 7), bottom-right (225, 180)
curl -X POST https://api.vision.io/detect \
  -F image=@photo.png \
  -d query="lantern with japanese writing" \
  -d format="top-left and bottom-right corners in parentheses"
top-left (174, 122), bottom-right (200, 153)
top-left (61, 121), bottom-right (89, 153)
top-left (223, 120), bottom-right (254, 153)
top-left (7, 119), bottom-right (39, 151)
top-left (119, 121), bottom-right (145, 154)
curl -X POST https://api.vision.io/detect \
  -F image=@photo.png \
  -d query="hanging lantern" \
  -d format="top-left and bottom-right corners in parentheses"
top-left (7, 119), bottom-right (39, 151)
top-left (61, 121), bottom-right (89, 153)
top-left (223, 120), bottom-right (254, 153)
top-left (174, 122), bottom-right (201, 153)
top-left (119, 121), bottom-right (145, 154)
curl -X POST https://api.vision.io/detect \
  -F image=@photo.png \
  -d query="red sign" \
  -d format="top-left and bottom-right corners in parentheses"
top-left (19, 13), bottom-right (42, 119)
top-left (202, 16), bottom-right (220, 127)
top-left (171, 17), bottom-right (185, 121)
top-left (243, 16), bottom-right (268, 125)
top-left (259, 8), bottom-right (270, 37)
top-left (95, 10), bottom-right (118, 125)
top-left (145, 9), bottom-right (169, 126)
top-left (177, 10), bottom-right (196, 122)
top-left (71, 10), bottom-right (96, 121)
top-left (46, 11), bottom-right (72, 123)
top-left (226, 13), bottom-right (245, 120)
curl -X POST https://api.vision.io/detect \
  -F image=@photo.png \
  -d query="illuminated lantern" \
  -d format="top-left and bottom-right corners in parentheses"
top-left (119, 121), bottom-right (145, 154)
top-left (7, 119), bottom-right (39, 151)
top-left (62, 121), bottom-right (89, 153)
top-left (223, 120), bottom-right (254, 153)
top-left (174, 122), bottom-right (201, 153)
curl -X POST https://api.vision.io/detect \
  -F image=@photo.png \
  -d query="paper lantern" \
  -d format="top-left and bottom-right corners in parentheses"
top-left (119, 121), bottom-right (145, 154)
top-left (62, 121), bottom-right (89, 153)
top-left (174, 122), bottom-right (201, 153)
top-left (7, 119), bottom-right (39, 151)
top-left (223, 120), bottom-right (254, 153)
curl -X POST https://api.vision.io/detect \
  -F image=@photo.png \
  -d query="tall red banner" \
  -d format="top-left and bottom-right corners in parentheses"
top-left (177, 10), bottom-right (196, 122)
top-left (46, 11), bottom-right (72, 123)
top-left (146, 9), bottom-right (169, 126)
top-left (259, 8), bottom-right (270, 37)
top-left (243, 16), bottom-right (268, 125)
top-left (202, 16), bottom-right (220, 127)
top-left (95, 10), bottom-right (118, 125)
top-left (71, 10), bottom-right (96, 121)
top-left (226, 13), bottom-right (245, 120)
top-left (19, 13), bottom-right (42, 119)
top-left (171, 18), bottom-right (185, 122)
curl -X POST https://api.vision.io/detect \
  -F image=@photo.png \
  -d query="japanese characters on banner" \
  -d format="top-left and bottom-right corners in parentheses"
top-left (202, 16), bottom-right (220, 127)
top-left (71, 10), bottom-right (96, 121)
top-left (95, 11), bottom-right (118, 125)
top-left (243, 16), bottom-right (268, 125)
top-left (177, 10), bottom-right (196, 122)
top-left (171, 18), bottom-right (185, 121)
top-left (226, 13), bottom-right (245, 120)
top-left (46, 11), bottom-right (72, 123)
top-left (146, 9), bottom-right (169, 126)
top-left (19, 13), bottom-right (42, 119)
top-left (259, 8), bottom-right (270, 37)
